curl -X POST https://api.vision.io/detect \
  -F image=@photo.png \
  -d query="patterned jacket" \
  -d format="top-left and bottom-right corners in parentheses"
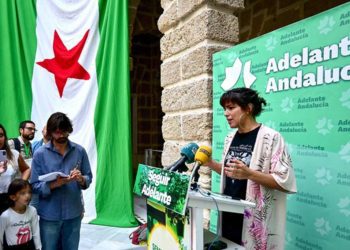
top-left (220, 125), bottom-right (297, 250)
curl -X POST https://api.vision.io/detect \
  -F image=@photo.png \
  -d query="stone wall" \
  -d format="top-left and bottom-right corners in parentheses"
top-left (158, 0), bottom-right (244, 228)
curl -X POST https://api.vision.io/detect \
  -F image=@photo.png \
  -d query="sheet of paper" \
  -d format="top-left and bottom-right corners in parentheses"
top-left (38, 172), bottom-right (69, 182)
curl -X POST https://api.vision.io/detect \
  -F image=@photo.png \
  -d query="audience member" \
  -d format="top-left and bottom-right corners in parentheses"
top-left (0, 124), bottom-right (30, 215)
top-left (31, 112), bottom-right (92, 250)
top-left (8, 121), bottom-right (36, 166)
top-left (0, 179), bottom-right (41, 250)
top-left (32, 125), bottom-right (50, 153)
top-left (30, 125), bottom-right (51, 210)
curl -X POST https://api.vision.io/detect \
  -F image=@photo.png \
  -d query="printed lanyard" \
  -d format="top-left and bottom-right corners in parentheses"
top-left (24, 143), bottom-right (30, 157)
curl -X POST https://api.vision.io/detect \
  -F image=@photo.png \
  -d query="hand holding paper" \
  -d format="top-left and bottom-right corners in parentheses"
top-left (39, 172), bottom-right (69, 182)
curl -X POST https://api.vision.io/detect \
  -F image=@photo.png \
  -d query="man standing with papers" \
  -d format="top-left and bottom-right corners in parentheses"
top-left (30, 112), bottom-right (92, 250)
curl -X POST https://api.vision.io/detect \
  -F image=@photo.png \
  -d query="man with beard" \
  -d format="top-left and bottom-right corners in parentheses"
top-left (8, 120), bottom-right (37, 166)
top-left (30, 112), bottom-right (92, 250)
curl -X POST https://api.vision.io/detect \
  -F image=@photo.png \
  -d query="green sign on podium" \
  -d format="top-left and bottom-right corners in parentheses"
top-left (134, 164), bottom-right (191, 215)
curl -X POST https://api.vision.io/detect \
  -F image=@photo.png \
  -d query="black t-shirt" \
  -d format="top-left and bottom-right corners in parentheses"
top-left (222, 125), bottom-right (260, 244)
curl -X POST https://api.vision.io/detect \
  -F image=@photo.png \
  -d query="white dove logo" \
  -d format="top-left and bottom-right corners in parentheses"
top-left (221, 58), bottom-right (257, 91)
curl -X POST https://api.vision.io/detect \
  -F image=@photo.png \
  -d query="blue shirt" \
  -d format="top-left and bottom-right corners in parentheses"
top-left (32, 139), bottom-right (44, 153)
top-left (30, 140), bottom-right (92, 221)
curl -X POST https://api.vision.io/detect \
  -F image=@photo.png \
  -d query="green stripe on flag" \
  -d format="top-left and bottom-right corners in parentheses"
top-left (0, 0), bottom-right (37, 136)
top-left (1, 0), bottom-right (137, 227)
top-left (93, 0), bottom-right (137, 226)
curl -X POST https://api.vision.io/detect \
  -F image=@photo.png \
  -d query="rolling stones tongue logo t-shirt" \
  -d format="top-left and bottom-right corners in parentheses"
top-left (0, 207), bottom-right (36, 247)
top-left (16, 225), bottom-right (31, 244)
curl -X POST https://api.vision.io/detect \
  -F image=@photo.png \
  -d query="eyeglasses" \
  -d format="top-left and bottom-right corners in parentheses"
top-left (24, 127), bottom-right (37, 132)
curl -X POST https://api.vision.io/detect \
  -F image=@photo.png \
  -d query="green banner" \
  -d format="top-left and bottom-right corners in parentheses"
top-left (211, 3), bottom-right (350, 249)
top-left (147, 201), bottom-right (190, 250)
top-left (134, 164), bottom-right (191, 215)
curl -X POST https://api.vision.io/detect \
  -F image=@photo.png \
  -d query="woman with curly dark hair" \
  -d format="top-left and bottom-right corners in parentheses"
top-left (206, 88), bottom-right (297, 250)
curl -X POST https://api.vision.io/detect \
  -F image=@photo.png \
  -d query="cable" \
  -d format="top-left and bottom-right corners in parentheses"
top-left (197, 187), bottom-right (221, 250)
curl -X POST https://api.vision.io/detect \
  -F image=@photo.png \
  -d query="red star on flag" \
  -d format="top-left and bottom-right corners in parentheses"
top-left (37, 30), bottom-right (90, 97)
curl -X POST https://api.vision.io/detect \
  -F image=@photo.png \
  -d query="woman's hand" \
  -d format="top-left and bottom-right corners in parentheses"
top-left (224, 159), bottom-right (252, 180)
top-left (225, 159), bottom-right (286, 191)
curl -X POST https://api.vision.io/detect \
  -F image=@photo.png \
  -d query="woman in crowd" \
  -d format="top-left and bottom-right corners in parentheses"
top-left (0, 124), bottom-right (30, 214)
top-left (206, 88), bottom-right (297, 250)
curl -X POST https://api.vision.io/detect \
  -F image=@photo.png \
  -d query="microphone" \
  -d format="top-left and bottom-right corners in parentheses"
top-left (192, 146), bottom-right (212, 186)
top-left (166, 142), bottom-right (199, 172)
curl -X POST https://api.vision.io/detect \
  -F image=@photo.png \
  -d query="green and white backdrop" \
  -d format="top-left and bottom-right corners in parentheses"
top-left (211, 3), bottom-right (350, 249)
top-left (0, 0), bottom-right (137, 227)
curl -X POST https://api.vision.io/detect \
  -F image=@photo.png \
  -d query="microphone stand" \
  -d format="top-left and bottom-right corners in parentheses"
top-left (165, 157), bottom-right (188, 172)
top-left (190, 163), bottom-right (201, 191)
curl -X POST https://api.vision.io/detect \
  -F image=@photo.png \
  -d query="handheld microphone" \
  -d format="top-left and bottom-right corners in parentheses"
top-left (192, 146), bottom-right (212, 185)
top-left (166, 142), bottom-right (199, 172)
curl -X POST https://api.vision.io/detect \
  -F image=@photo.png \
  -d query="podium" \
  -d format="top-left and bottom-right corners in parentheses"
top-left (188, 190), bottom-right (255, 250)
top-left (133, 164), bottom-right (256, 249)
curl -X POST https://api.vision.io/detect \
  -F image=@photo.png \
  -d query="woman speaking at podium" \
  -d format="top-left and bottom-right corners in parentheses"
top-left (206, 88), bottom-right (297, 250)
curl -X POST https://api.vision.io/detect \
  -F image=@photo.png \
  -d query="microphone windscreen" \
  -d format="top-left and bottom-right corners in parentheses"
top-left (194, 146), bottom-right (212, 165)
top-left (180, 142), bottom-right (199, 163)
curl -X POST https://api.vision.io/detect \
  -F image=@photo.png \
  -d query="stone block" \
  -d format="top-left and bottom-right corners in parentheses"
top-left (177, 0), bottom-right (204, 18)
top-left (200, 165), bottom-right (212, 175)
top-left (161, 60), bottom-right (181, 87)
top-left (158, 0), bottom-right (178, 33)
top-left (206, 10), bottom-right (239, 43)
top-left (211, 0), bottom-right (244, 9)
top-left (162, 115), bottom-right (182, 140)
top-left (181, 45), bottom-right (227, 79)
top-left (199, 169), bottom-right (212, 189)
top-left (181, 78), bottom-right (213, 110)
top-left (161, 86), bottom-right (185, 112)
top-left (161, 79), bottom-right (212, 112)
top-left (161, 9), bottom-right (239, 59)
top-left (182, 112), bottom-right (213, 140)
top-left (161, 0), bottom-right (174, 10)
top-left (161, 140), bottom-right (182, 167)
top-left (178, 0), bottom-right (244, 19)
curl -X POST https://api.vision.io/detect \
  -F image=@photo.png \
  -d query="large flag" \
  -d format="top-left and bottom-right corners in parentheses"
top-left (0, 0), bottom-right (137, 227)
